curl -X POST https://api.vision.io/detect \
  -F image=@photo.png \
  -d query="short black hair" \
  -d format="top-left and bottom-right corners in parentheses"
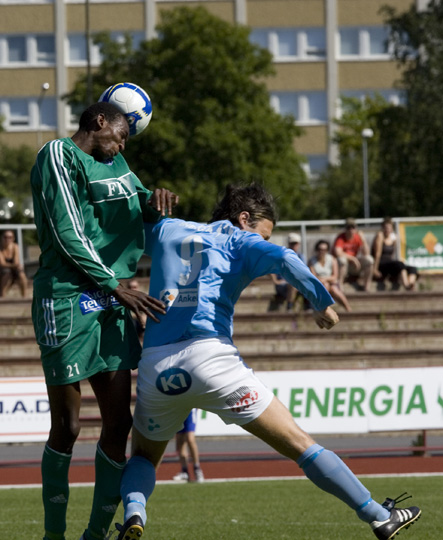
top-left (315, 239), bottom-right (330, 251)
top-left (78, 101), bottom-right (127, 131)
top-left (209, 183), bottom-right (277, 226)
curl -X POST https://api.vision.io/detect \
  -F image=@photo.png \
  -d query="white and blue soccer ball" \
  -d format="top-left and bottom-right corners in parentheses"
top-left (99, 82), bottom-right (152, 136)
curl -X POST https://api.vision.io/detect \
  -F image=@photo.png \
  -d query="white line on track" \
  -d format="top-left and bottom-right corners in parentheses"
top-left (2, 471), bottom-right (443, 490)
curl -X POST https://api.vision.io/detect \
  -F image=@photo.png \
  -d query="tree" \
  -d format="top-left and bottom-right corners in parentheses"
top-left (67, 6), bottom-right (308, 221)
top-left (312, 95), bottom-right (392, 219)
top-left (0, 143), bottom-right (36, 223)
top-left (378, 0), bottom-right (443, 215)
top-left (312, 1), bottom-right (443, 219)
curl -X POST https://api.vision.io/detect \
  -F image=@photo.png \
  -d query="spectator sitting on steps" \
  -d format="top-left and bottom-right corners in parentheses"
top-left (372, 217), bottom-right (418, 291)
top-left (269, 232), bottom-right (311, 312)
top-left (333, 218), bottom-right (374, 292)
top-left (309, 240), bottom-right (352, 312)
top-left (0, 229), bottom-right (28, 298)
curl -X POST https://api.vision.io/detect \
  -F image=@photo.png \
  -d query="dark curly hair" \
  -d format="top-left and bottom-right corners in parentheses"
top-left (78, 101), bottom-right (127, 131)
top-left (208, 183), bottom-right (278, 226)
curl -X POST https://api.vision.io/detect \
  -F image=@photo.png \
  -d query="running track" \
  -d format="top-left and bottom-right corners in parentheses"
top-left (2, 455), bottom-right (443, 486)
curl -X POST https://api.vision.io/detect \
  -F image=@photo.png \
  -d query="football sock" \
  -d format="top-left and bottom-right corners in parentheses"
top-left (120, 455), bottom-right (157, 525)
top-left (85, 444), bottom-right (126, 540)
top-left (297, 444), bottom-right (390, 523)
top-left (41, 444), bottom-right (71, 540)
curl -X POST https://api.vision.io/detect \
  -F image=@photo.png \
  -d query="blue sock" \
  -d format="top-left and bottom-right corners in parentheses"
top-left (297, 444), bottom-right (389, 523)
top-left (120, 456), bottom-right (156, 525)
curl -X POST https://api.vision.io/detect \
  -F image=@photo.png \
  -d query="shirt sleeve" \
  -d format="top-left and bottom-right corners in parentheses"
top-left (143, 221), bottom-right (159, 256)
top-left (32, 140), bottom-right (120, 292)
top-left (334, 234), bottom-right (344, 249)
top-left (242, 234), bottom-right (334, 311)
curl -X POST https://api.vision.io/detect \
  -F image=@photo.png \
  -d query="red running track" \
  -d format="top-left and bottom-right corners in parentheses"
top-left (1, 455), bottom-right (443, 486)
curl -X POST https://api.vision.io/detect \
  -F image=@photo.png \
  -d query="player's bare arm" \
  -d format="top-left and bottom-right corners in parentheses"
top-left (113, 283), bottom-right (166, 324)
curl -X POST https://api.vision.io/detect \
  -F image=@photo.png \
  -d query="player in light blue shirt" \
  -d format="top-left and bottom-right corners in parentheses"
top-left (143, 218), bottom-right (333, 347)
top-left (116, 184), bottom-right (420, 540)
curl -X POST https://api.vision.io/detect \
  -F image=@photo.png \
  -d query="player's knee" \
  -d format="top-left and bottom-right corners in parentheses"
top-left (49, 418), bottom-right (81, 451)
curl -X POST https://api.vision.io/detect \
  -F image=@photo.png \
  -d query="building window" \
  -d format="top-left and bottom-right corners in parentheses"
top-left (250, 28), bottom-right (326, 61)
top-left (0, 97), bottom-right (56, 131)
top-left (339, 28), bottom-right (359, 56)
top-left (39, 98), bottom-right (57, 128)
top-left (304, 155), bottom-right (329, 179)
top-left (68, 34), bottom-right (97, 64)
top-left (67, 31), bottom-right (144, 65)
top-left (1, 34), bottom-right (55, 65)
top-left (8, 99), bottom-right (29, 126)
top-left (36, 35), bottom-right (55, 64)
top-left (7, 36), bottom-right (26, 63)
top-left (0, 1), bottom-right (53, 3)
top-left (67, 102), bottom-right (84, 130)
top-left (368, 27), bottom-right (389, 55)
top-left (340, 89), bottom-right (405, 107)
top-left (271, 91), bottom-right (327, 125)
top-left (338, 26), bottom-right (391, 59)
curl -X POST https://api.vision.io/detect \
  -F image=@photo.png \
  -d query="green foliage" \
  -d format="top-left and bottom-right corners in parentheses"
top-left (314, 95), bottom-right (391, 219)
top-left (0, 144), bottom-right (35, 222)
top-left (66, 6), bottom-right (308, 221)
top-left (315, 1), bottom-right (443, 219)
top-left (376, 0), bottom-right (443, 216)
top-left (0, 476), bottom-right (436, 539)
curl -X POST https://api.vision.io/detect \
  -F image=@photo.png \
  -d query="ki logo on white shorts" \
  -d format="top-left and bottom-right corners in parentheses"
top-left (156, 367), bottom-right (192, 395)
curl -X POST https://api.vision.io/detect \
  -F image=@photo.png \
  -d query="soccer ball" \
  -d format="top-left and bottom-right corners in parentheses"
top-left (99, 82), bottom-right (152, 136)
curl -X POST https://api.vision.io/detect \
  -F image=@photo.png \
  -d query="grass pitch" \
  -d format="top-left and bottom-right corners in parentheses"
top-left (1, 476), bottom-right (440, 539)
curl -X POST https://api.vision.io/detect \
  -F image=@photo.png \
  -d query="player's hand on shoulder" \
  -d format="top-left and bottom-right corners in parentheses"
top-left (313, 306), bottom-right (339, 330)
top-left (113, 283), bottom-right (166, 324)
top-left (149, 188), bottom-right (179, 216)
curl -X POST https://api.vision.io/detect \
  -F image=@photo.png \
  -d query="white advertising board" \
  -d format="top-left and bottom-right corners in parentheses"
top-left (194, 367), bottom-right (443, 436)
top-left (0, 377), bottom-right (50, 443)
top-left (1, 367), bottom-right (443, 442)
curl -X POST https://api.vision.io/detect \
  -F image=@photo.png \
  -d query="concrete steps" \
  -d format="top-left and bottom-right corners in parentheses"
top-left (236, 290), bottom-right (443, 314)
top-left (233, 310), bottom-right (443, 333)
top-left (1, 275), bottom-right (443, 439)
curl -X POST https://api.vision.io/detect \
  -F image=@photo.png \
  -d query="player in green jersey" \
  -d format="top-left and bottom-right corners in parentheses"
top-left (30, 101), bottom-right (178, 540)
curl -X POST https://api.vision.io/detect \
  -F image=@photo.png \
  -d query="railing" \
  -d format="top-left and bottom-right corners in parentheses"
top-left (3, 216), bottom-right (443, 272)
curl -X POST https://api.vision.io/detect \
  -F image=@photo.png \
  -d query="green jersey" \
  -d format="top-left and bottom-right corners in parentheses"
top-left (31, 137), bottom-right (153, 298)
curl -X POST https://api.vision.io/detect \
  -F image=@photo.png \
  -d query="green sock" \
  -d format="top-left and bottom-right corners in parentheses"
top-left (41, 444), bottom-right (71, 540)
top-left (85, 444), bottom-right (126, 540)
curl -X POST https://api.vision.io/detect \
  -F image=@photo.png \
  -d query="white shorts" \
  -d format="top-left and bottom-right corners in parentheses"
top-left (133, 336), bottom-right (274, 441)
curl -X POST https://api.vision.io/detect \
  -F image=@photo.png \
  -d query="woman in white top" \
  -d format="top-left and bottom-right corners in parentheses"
top-left (309, 240), bottom-right (352, 312)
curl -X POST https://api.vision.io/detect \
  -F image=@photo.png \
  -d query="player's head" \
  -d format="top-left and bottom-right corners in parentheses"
top-left (210, 183), bottom-right (277, 225)
top-left (1, 229), bottom-right (15, 245)
top-left (209, 183), bottom-right (277, 241)
top-left (77, 102), bottom-right (130, 161)
top-left (79, 102), bottom-right (127, 131)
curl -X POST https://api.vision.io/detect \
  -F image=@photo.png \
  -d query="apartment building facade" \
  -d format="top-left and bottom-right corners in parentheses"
top-left (0, 0), bottom-right (419, 175)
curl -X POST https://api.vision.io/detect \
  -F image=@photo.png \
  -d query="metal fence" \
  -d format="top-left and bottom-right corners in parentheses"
top-left (2, 216), bottom-right (443, 274)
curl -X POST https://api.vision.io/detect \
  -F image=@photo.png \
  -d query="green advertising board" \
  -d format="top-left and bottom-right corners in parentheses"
top-left (399, 221), bottom-right (443, 273)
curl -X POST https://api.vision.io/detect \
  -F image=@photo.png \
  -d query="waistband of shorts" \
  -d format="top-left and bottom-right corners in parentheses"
top-left (142, 335), bottom-right (233, 356)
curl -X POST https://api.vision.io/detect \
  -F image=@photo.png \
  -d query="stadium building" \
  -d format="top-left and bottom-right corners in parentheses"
top-left (0, 0), bottom-right (423, 177)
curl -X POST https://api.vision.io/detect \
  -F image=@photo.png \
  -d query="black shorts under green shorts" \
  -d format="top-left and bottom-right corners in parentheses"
top-left (32, 288), bottom-right (142, 386)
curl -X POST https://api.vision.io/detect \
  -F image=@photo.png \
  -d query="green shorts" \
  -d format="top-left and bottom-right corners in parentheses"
top-left (32, 289), bottom-right (142, 386)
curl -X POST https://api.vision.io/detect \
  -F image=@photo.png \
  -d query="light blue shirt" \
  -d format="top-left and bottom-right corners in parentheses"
top-left (143, 219), bottom-right (334, 347)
